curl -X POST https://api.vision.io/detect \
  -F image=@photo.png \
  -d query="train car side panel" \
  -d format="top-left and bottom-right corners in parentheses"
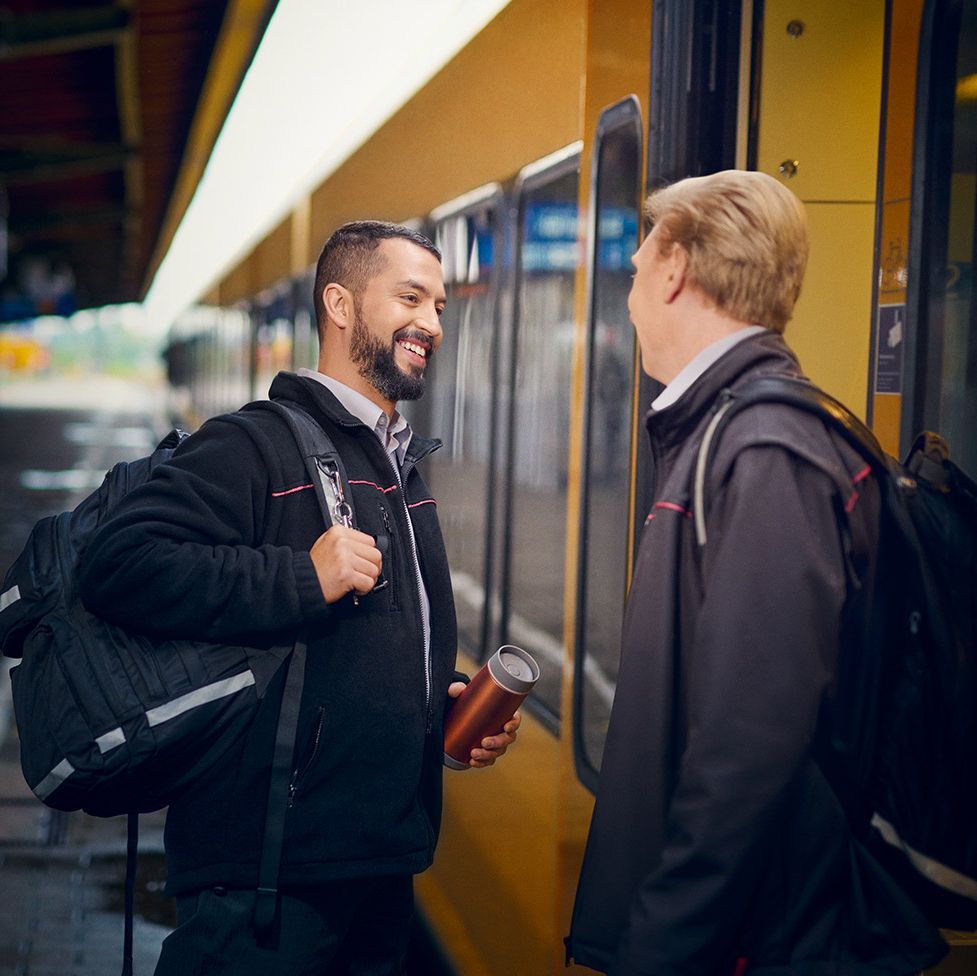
top-left (757, 0), bottom-right (885, 415)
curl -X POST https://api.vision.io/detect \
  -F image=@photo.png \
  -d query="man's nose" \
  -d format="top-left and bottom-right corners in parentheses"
top-left (418, 304), bottom-right (443, 338)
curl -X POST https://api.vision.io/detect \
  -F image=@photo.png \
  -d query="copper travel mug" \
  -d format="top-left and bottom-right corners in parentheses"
top-left (443, 645), bottom-right (540, 770)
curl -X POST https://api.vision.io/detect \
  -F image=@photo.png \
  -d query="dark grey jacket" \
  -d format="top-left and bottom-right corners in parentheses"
top-left (80, 371), bottom-right (459, 894)
top-left (567, 332), bottom-right (945, 975)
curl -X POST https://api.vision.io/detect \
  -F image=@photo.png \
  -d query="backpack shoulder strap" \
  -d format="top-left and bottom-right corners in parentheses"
top-left (244, 399), bottom-right (357, 532)
top-left (238, 398), bottom-right (357, 941)
top-left (693, 375), bottom-right (887, 546)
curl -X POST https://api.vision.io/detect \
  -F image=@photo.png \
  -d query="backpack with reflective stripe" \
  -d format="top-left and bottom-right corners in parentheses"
top-left (0, 425), bottom-right (282, 816)
top-left (695, 375), bottom-right (977, 931)
top-left (0, 400), bottom-right (346, 818)
top-left (0, 400), bottom-right (355, 976)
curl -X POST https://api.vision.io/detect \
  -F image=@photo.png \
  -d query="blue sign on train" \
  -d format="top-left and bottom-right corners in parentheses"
top-left (522, 203), bottom-right (638, 272)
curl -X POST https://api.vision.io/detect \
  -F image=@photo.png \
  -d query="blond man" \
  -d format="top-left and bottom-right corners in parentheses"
top-left (566, 171), bottom-right (944, 975)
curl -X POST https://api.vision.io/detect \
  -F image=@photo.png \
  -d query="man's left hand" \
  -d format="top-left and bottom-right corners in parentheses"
top-left (446, 682), bottom-right (521, 768)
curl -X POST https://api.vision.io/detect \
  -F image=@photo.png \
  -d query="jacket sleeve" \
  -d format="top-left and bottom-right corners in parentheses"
top-left (78, 415), bottom-right (332, 642)
top-left (612, 444), bottom-right (855, 976)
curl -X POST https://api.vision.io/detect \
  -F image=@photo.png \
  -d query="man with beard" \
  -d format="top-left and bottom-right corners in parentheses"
top-left (79, 221), bottom-right (519, 975)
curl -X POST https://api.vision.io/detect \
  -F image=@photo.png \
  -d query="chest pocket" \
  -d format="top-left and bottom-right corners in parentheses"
top-left (348, 481), bottom-right (401, 612)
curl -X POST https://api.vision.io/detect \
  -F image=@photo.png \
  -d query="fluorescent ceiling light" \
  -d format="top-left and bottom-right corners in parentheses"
top-left (143, 0), bottom-right (513, 335)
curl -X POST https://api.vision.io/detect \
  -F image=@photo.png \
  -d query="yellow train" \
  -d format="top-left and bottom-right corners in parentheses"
top-left (163, 1), bottom-right (976, 972)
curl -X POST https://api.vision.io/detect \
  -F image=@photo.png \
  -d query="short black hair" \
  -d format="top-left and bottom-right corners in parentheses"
top-left (312, 221), bottom-right (441, 335)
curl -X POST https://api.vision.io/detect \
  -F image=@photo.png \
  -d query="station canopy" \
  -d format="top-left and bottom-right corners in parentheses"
top-left (0, 0), bottom-right (276, 322)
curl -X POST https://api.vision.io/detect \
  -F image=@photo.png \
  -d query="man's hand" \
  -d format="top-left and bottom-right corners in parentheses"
top-left (310, 526), bottom-right (382, 603)
top-left (447, 682), bottom-right (521, 768)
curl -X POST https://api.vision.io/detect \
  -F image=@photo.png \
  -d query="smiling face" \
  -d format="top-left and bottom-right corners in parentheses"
top-left (351, 238), bottom-right (445, 403)
top-left (349, 307), bottom-right (434, 404)
top-left (328, 236), bottom-right (445, 409)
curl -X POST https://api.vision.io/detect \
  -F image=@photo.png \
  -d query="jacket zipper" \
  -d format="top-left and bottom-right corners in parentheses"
top-left (378, 503), bottom-right (399, 610)
top-left (385, 453), bottom-right (433, 733)
top-left (288, 705), bottom-right (325, 808)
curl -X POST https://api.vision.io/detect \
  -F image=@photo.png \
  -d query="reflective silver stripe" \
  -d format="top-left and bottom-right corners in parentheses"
top-left (871, 813), bottom-right (977, 901)
top-left (0, 585), bottom-right (21, 613)
top-left (95, 727), bottom-right (126, 754)
top-left (34, 758), bottom-right (75, 800)
top-left (145, 670), bottom-right (255, 727)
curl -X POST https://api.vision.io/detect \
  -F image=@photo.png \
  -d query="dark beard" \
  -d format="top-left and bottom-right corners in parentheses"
top-left (349, 314), bottom-right (427, 403)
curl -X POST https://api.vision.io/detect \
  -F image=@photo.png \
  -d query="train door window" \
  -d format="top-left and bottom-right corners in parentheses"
top-left (908, 0), bottom-right (977, 474)
top-left (504, 146), bottom-right (581, 723)
top-left (574, 99), bottom-right (643, 790)
top-left (428, 188), bottom-right (503, 659)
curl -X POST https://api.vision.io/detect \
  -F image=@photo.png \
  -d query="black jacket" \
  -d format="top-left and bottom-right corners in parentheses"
top-left (79, 371), bottom-right (458, 894)
top-left (567, 333), bottom-right (945, 975)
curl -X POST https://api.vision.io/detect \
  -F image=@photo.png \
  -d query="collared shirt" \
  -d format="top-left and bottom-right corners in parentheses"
top-left (299, 369), bottom-right (413, 466)
top-left (298, 368), bottom-right (431, 668)
top-left (651, 325), bottom-right (766, 411)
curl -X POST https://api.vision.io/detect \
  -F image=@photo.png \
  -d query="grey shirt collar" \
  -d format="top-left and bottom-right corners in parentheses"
top-left (298, 368), bottom-right (412, 467)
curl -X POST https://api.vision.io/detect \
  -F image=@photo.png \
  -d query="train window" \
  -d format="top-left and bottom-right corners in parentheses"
top-left (428, 188), bottom-right (503, 659)
top-left (504, 147), bottom-right (581, 722)
top-left (908, 0), bottom-right (977, 474)
top-left (574, 99), bottom-right (643, 790)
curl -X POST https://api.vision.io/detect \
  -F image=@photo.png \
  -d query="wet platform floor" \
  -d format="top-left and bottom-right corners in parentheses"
top-left (0, 731), bottom-right (172, 976)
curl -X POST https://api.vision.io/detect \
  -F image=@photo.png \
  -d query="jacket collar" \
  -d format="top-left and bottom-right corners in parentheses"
top-left (268, 370), bottom-right (442, 464)
top-left (644, 330), bottom-right (804, 455)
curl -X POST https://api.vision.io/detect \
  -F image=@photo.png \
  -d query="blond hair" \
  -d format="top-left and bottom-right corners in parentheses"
top-left (643, 170), bottom-right (809, 332)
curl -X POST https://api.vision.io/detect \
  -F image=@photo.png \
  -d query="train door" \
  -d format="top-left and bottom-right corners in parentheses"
top-left (568, 0), bottom-right (745, 828)
top-left (572, 98), bottom-right (643, 793)
top-left (903, 0), bottom-right (977, 475)
top-left (894, 2), bottom-right (977, 966)
top-left (503, 144), bottom-right (582, 731)
top-left (559, 0), bottom-right (746, 970)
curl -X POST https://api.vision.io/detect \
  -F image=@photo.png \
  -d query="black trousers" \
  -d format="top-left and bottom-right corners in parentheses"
top-left (154, 875), bottom-right (414, 976)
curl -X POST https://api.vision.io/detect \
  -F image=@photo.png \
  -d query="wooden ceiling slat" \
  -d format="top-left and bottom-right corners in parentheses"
top-left (0, 0), bottom-right (269, 315)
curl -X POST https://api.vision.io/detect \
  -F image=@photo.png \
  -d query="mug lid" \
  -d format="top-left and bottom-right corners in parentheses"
top-left (487, 644), bottom-right (540, 693)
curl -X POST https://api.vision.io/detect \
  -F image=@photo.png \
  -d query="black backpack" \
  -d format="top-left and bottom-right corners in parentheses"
top-left (0, 398), bottom-right (356, 972)
top-left (694, 375), bottom-right (977, 931)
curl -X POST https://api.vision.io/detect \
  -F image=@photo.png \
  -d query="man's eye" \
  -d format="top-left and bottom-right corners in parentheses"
top-left (436, 306), bottom-right (445, 318)
top-left (403, 293), bottom-right (419, 303)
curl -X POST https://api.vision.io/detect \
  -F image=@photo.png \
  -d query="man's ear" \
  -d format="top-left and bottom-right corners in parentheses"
top-left (322, 283), bottom-right (353, 330)
top-left (663, 246), bottom-right (688, 304)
